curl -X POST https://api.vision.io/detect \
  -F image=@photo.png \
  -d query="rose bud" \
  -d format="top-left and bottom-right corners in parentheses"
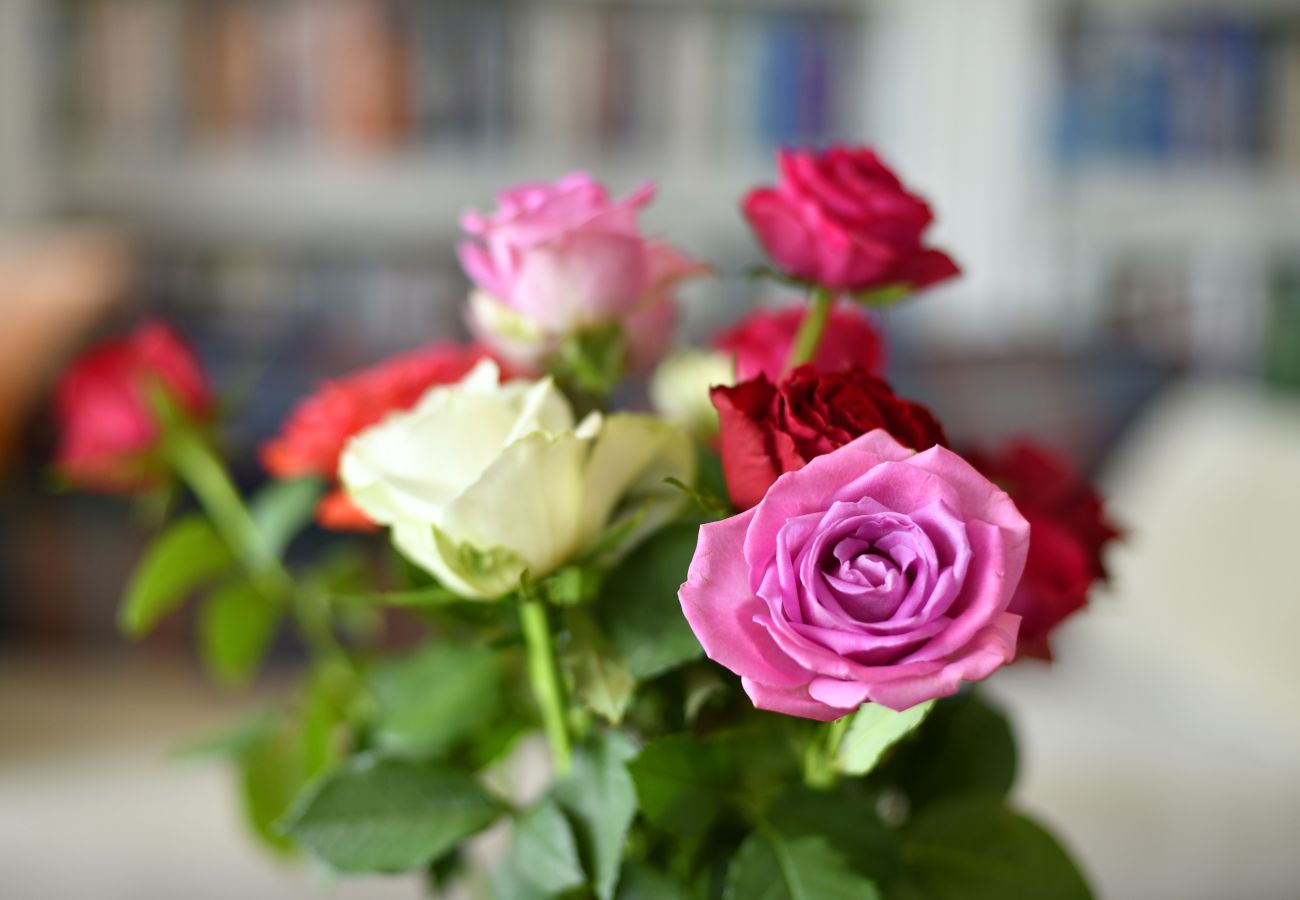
top-left (459, 173), bottom-right (707, 375)
top-left (743, 146), bottom-right (959, 296)
top-left (261, 342), bottom-right (501, 531)
top-left (648, 349), bottom-right (736, 442)
top-left (711, 365), bottom-right (947, 511)
top-left (680, 430), bottom-right (1029, 718)
top-left (967, 440), bottom-right (1121, 660)
top-left (713, 302), bottom-right (886, 381)
top-left (53, 321), bottom-right (212, 492)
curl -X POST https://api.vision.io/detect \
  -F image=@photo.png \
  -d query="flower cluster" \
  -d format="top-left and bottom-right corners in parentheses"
top-left (49, 146), bottom-right (1115, 898)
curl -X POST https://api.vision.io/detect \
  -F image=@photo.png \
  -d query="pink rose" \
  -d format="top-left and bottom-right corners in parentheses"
top-left (459, 173), bottom-right (706, 372)
top-left (743, 147), bottom-right (959, 295)
top-left (679, 430), bottom-right (1028, 719)
top-left (713, 303), bottom-right (885, 381)
top-left (53, 321), bottom-right (212, 492)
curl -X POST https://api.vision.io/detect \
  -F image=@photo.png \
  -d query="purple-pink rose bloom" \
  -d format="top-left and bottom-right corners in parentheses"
top-left (679, 430), bottom-right (1029, 719)
top-left (459, 172), bottom-right (706, 373)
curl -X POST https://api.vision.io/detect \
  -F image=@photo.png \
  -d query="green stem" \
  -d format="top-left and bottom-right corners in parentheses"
top-left (784, 286), bottom-right (835, 373)
top-left (165, 429), bottom-right (349, 667)
top-left (518, 589), bottom-right (572, 776)
top-left (165, 429), bottom-right (280, 581)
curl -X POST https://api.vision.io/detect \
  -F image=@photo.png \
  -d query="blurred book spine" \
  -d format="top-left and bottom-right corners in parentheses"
top-left (52, 0), bottom-right (861, 162)
top-left (1052, 7), bottom-right (1300, 172)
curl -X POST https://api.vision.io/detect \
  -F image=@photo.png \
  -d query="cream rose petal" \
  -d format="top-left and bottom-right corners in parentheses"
top-left (578, 413), bottom-right (695, 556)
top-left (440, 430), bottom-right (594, 589)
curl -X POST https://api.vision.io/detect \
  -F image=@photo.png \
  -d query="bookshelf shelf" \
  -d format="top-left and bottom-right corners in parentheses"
top-left (59, 152), bottom-right (770, 245)
top-left (1055, 168), bottom-right (1300, 241)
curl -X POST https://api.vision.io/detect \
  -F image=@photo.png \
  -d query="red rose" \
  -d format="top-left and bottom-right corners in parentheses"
top-left (743, 146), bottom-right (959, 295)
top-left (711, 365), bottom-right (947, 511)
top-left (261, 342), bottom-right (501, 530)
top-left (54, 321), bottom-right (212, 492)
top-left (713, 303), bottom-right (885, 381)
top-left (966, 440), bottom-right (1121, 660)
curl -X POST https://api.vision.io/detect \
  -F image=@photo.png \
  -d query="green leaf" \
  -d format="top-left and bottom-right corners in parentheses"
top-left (282, 755), bottom-right (502, 874)
top-left (837, 701), bottom-right (933, 776)
top-left (897, 796), bottom-right (1092, 900)
top-left (239, 722), bottom-right (309, 855)
top-left (507, 797), bottom-right (586, 895)
top-left (555, 731), bottom-right (640, 900)
top-left (298, 663), bottom-right (354, 780)
top-left (197, 580), bottom-right (281, 686)
top-left (119, 516), bottom-right (233, 637)
top-left (250, 476), bottom-right (324, 557)
top-left (724, 832), bottom-right (881, 900)
top-left (766, 787), bottom-right (898, 884)
top-left (170, 708), bottom-right (279, 762)
top-left (596, 522), bottom-right (704, 679)
top-left (368, 643), bottom-right (504, 758)
top-left (567, 612), bottom-right (637, 724)
top-left (236, 667), bottom-right (353, 854)
top-left (628, 733), bottom-right (733, 841)
top-left (616, 862), bottom-right (690, 900)
top-left (889, 691), bottom-right (1016, 810)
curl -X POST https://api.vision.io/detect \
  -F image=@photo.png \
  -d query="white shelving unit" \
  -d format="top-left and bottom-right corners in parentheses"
top-left (6, 0), bottom-right (1300, 355)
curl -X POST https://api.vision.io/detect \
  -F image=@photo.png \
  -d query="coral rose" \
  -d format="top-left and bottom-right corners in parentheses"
top-left (261, 343), bottom-right (498, 530)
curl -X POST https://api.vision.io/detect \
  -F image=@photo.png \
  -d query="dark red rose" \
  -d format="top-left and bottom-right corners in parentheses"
top-left (54, 321), bottom-right (212, 492)
top-left (743, 146), bottom-right (960, 295)
top-left (261, 342), bottom-right (504, 531)
top-left (711, 365), bottom-right (947, 511)
top-left (966, 440), bottom-right (1121, 660)
top-left (713, 303), bottom-right (885, 381)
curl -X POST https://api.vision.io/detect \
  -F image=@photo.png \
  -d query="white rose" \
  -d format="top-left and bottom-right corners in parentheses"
top-left (649, 349), bottom-right (735, 439)
top-left (339, 360), bottom-right (694, 599)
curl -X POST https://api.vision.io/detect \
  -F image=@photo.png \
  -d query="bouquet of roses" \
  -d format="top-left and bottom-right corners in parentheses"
top-left (50, 147), bottom-right (1118, 899)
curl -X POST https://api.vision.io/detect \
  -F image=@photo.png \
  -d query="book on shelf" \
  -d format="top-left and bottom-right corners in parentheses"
top-left (52, 0), bottom-right (864, 165)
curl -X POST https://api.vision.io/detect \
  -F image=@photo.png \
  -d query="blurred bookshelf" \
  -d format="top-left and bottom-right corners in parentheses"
top-left (17, 0), bottom-right (1300, 646)
top-left (41, 0), bottom-right (866, 244)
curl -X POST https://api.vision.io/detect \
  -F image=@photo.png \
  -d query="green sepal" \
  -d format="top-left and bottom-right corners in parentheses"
top-left (837, 700), bottom-right (934, 776)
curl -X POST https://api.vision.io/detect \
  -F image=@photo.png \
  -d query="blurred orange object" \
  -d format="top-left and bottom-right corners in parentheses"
top-left (0, 229), bottom-right (131, 475)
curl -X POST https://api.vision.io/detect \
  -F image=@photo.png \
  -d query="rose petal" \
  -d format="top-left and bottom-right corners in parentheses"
top-left (679, 510), bottom-right (811, 688)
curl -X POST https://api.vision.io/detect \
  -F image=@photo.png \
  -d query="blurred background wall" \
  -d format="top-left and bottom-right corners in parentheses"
top-left (1, 1), bottom-right (1299, 898)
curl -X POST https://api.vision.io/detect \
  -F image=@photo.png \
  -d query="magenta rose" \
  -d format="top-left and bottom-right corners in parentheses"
top-left (679, 430), bottom-right (1029, 719)
top-left (459, 173), bottom-right (706, 372)
top-left (743, 147), bottom-right (959, 295)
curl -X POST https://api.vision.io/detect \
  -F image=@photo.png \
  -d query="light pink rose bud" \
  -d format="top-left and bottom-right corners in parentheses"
top-left (458, 173), bottom-right (707, 373)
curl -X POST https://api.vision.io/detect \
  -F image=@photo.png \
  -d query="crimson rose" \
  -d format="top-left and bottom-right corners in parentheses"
top-left (54, 321), bottom-right (212, 492)
top-left (743, 146), bottom-right (959, 295)
top-left (967, 440), bottom-right (1120, 660)
top-left (711, 365), bottom-right (947, 511)
top-left (713, 303), bottom-right (885, 381)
